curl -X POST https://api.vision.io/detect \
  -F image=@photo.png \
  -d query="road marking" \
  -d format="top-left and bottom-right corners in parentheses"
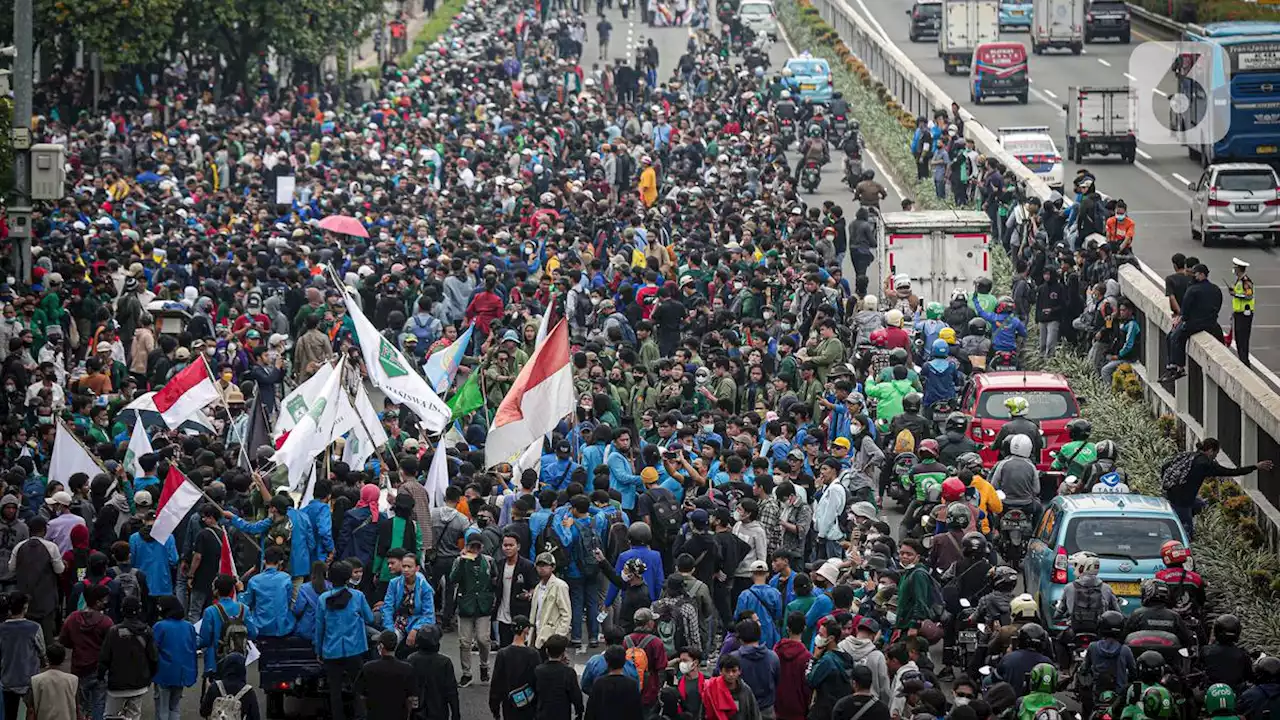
top-left (1043, 89), bottom-right (1057, 99)
top-left (1171, 172), bottom-right (1192, 186)
top-left (853, 0), bottom-right (894, 43)
top-left (1153, 87), bottom-right (1168, 98)
top-left (1098, 58), bottom-right (1111, 67)
top-left (1030, 86), bottom-right (1066, 115)
top-left (1124, 72), bottom-right (1136, 82)
top-left (1136, 148), bottom-right (1152, 160)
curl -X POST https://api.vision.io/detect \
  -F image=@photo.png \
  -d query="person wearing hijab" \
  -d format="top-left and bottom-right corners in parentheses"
top-left (336, 484), bottom-right (384, 576)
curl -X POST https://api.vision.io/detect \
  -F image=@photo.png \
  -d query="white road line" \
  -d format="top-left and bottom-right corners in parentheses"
top-left (1030, 87), bottom-right (1066, 115)
top-left (1133, 161), bottom-right (1192, 203)
top-left (1098, 58), bottom-right (1111, 67)
top-left (853, 0), bottom-right (894, 43)
top-left (1153, 88), bottom-right (1168, 98)
top-left (1136, 148), bottom-right (1152, 160)
top-left (1171, 172), bottom-right (1192, 185)
top-left (1043, 89), bottom-right (1058, 99)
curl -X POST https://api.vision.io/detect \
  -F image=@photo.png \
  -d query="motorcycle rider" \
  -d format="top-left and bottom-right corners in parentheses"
top-left (974, 565), bottom-right (1018, 628)
top-left (1205, 684), bottom-right (1243, 720)
top-left (1239, 657), bottom-right (1280, 720)
top-left (1083, 439), bottom-right (1125, 491)
top-left (1052, 419), bottom-right (1097, 481)
top-left (915, 303), bottom-right (950, 357)
top-left (990, 593), bottom-right (1041, 657)
top-left (888, 393), bottom-right (932, 456)
top-left (1079, 611), bottom-right (1137, 718)
top-left (776, 90), bottom-right (798, 141)
top-left (1139, 686), bottom-right (1177, 720)
top-left (957, 318), bottom-right (992, 373)
top-left (945, 288), bottom-right (977, 334)
top-left (797, 124), bottom-right (829, 187)
top-left (1053, 551), bottom-right (1121, 665)
top-left (997, 624), bottom-right (1055, 697)
top-left (940, 532), bottom-right (993, 679)
top-left (840, 121), bottom-right (864, 182)
top-left (972, 294), bottom-right (1028, 369)
top-left (854, 168), bottom-right (887, 215)
top-left (871, 309), bottom-right (913, 352)
top-left (930, 502), bottom-right (974, 572)
top-left (1123, 579), bottom-right (1197, 651)
top-left (993, 396), bottom-right (1044, 461)
top-left (1154, 540), bottom-right (1205, 634)
top-left (902, 439), bottom-right (949, 538)
top-left (990, 434), bottom-right (1040, 520)
top-left (887, 275), bottom-right (921, 317)
top-left (921, 340), bottom-right (965, 425)
top-left (876, 347), bottom-right (920, 387)
top-left (1017, 664), bottom-right (1065, 720)
top-left (853, 293), bottom-right (884, 345)
top-left (1201, 615), bottom-right (1251, 692)
top-left (1113, 652), bottom-right (1171, 720)
top-left (936, 413), bottom-right (979, 466)
top-left (974, 277), bottom-right (999, 314)
top-left (956, 453), bottom-right (1002, 536)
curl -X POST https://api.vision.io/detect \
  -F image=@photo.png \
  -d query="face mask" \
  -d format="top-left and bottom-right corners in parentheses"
top-left (679, 661), bottom-right (695, 675)
top-left (954, 698), bottom-right (971, 707)
top-left (38, 416), bottom-right (53, 425)
top-left (591, 297), bottom-right (601, 306)
top-left (1116, 213), bottom-right (1126, 221)
top-left (885, 611), bottom-right (897, 625)
top-left (763, 311), bottom-right (774, 320)
top-left (734, 281), bottom-right (744, 291)
top-left (702, 424), bottom-right (714, 434)
top-left (780, 322), bottom-right (792, 331)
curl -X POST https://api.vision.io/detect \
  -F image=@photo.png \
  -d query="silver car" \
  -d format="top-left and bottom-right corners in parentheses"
top-left (737, 1), bottom-right (778, 40)
top-left (1188, 163), bottom-right (1280, 246)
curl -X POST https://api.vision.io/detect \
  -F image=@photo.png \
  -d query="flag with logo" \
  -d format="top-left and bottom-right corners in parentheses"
top-left (343, 384), bottom-right (389, 471)
top-left (446, 373), bottom-right (485, 420)
top-left (423, 324), bottom-right (474, 394)
top-left (343, 289), bottom-right (450, 432)
top-left (274, 357), bottom-right (356, 492)
top-left (274, 360), bottom-right (337, 441)
top-left (124, 421), bottom-right (153, 479)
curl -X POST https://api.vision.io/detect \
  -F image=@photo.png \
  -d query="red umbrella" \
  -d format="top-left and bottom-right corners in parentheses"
top-left (318, 215), bottom-right (369, 238)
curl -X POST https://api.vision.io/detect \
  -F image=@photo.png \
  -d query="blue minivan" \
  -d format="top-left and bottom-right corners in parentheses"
top-left (1023, 494), bottom-right (1188, 630)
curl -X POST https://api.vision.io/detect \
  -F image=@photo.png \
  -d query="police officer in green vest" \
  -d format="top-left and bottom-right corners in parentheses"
top-left (1230, 258), bottom-right (1255, 367)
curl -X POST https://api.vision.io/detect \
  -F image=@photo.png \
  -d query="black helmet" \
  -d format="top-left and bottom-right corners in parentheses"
top-left (990, 565), bottom-right (1018, 592)
top-left (945, 412), bottom-right (969, 434)
top-left (1066, 418), bottom-right (1093, 441)
top-left (1016, 623), bottom-right (1048, 653)
top-left (1095, 439), bottom-right (1119, 461)
top-left (957, 452), bottom-right (984, 474)
top-left (1137, 650), bottom-right (1167, 684)
top-left (903, 393), bottom-right (923, 414)
top-left (1140, 577), bottom-right (1169, 606)
top-left (1213, 614), bottom-right (1242, 644)
top-left (946, 502), bottom-right (970, 529)
top-left (968, 317), bottom-right (989, 336)
top-left (889, 348), bottom-right (910, 366)
top-left (628, 522), bottom-right (653, 546)
top-left (975, 277), bottom-right (993, 294)
top-left (1099, 610), bottom-right (1125, 639)
top-left (961, 531), bottom-right (988, 558)
top-left (862, 168), bottom-right (875, 181)
top-left (1255, 656), bottom-right (1280, 684)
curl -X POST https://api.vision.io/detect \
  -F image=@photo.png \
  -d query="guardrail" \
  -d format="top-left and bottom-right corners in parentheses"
top-left (1123, 3), bottom-right (1202, 37)
top-left (807, 0), bottom-right (1280, 543)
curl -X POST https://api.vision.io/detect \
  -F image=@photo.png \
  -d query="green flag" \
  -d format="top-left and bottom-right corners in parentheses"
top-left (447, 374), bottom-right (485, 420)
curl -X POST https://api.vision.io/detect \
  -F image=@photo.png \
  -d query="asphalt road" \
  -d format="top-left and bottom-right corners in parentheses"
top-left (837, 0), bottom-right (1280, 378)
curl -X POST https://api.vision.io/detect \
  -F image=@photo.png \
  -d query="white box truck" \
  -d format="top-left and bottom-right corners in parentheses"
top-left (877, 210), bottom-right (992, 304)
top-left (939, 0), bottom-right (1000, 75)
top-left (1065, 86), bottom-right (1136, 163)
top-left (1031, 0), bottom-right (1084, 54)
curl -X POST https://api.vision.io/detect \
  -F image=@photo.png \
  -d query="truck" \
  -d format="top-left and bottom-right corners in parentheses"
top-left (939, 0), bottom-right (1000, 75)
top-left (877, 210), bottom-right (992, 304)
top-left (1065, 86), bottom-right (1136, 163)
top-left (1031, 0), bottom-right (1084, 54)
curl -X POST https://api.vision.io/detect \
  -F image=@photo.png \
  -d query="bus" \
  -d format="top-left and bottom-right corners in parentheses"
top-left (1172, 22), bottom-right (1280, 164)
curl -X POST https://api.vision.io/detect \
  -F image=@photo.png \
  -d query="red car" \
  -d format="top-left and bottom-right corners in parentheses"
top-left (959, 371), bottom-right (1082, 471)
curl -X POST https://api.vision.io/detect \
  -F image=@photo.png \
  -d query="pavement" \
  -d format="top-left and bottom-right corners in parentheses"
top-left (352, 1), bottom-right (434, 72)
top-left (832, 0), bottom-right (1280, 383)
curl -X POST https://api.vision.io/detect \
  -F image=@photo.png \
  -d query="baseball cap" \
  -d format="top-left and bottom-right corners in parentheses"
top-left (134, 491), bottom-right (154, 508)
top-left (749, 560), bottom-right (769, 573)
top-left (46, 491), bottom-right (73, 507)
top-left (634, 607), bottom-right (656, 624)
top-left (689, 509), bottom-right (709, 528)
top-left (857, 616), bottom-right (881, 634)
top-left (833, 437), bottom-right (852, 449)
top-left (465, 528), bottom-right (482, 545)
top-left (535, 552), bottom-right (558, 567)
top-left (512, 615), bottom-right (533, 632)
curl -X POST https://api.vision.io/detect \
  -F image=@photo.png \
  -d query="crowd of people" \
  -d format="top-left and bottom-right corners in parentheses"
top-left (0, 0), bottom-right (1274, 719)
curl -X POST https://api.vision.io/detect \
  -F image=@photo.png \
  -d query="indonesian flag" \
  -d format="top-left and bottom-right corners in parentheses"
top-left (484, 319), bottom-right (576, 468)
top-left (151, 467), bottom-right (204, 544)
top-left (218, 528), bottom-right (238, 579)
top-left (125, 361), bottom-right (220, 429)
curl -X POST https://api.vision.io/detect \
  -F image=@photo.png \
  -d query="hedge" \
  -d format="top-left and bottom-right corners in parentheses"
top-left (354, 0), bottom-right (468, 79)
top-left (1130, 0), bottom-right (1280, 25)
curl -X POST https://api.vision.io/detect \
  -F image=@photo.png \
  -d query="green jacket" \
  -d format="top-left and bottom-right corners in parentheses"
top-left (865, 378), bottom-right (916, 421)
top-left (1052, 441), bottom-right (1097, 478)
top-left (1017, 694), bottom-right (1062, 720)
top-left (895, 564), bottom-right (933, 629)
top-left (449, 554), bottom-right (496, 617)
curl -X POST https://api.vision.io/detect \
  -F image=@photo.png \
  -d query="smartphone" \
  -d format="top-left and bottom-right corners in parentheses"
top-left (596, 610), bottom-right (609, 624)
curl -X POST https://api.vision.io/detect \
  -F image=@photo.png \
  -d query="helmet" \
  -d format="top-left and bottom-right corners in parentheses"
top-left (1004, 396), bottom-right (1030, 417)
top-left (1140, 577), bottom-right (1170, 606)
top-left (944, 412), bottom-right (969, 434)
top-left (782, 68), bottom-right (794, 77)
top-left (1095, 439), bottom-right (1119, 461)
top-left (1029, 663), bottom-right (1059, 694)
top-left (961, 531), bottom-right (988, 558)
top-left (1099, 610), bottom-right (1125, 638)
top-left (1009, 434), bottom-right (1033, 459)
top-left (941, 478), bottom-right (966, 502)
top-left (851, 120), bottom-right (860, 130)
top-left (926, 301), bottom-right (945, 320)
top-left (1066, 418), bottom-right (1093, 441)
top-left (623, 557), bottom-right (649, 577)
top-left (957, 452), bottom-right (984, 474)
top-left (1255, 656), bottom-right (1280, 684)
top-left (1137, 650), bottom-right (1167, 684)
top-left (1142, 687), bottom-right (1175, 720)
top-left (995, 295), bottom-right (1015, 314)
top-left (989, 565), bottom-right (1019, 591)
top-left (918, 438), bottom-right (940, 458)
top-left (894, 275), bottom-right (912, 293)
top-left (931, 339), bottom-right (949, 358)
top-left (939, 327), bottom-right (957, 345)
top-left (780, 90), bottom-right (792, 99)
top-left (1034, 710), bottom-right (1062, 720)
top-left (1016, 622), bottom-right (1048, 653)
top-left (1213, 614), bottom-right (1242, 644)
top-left (889, 347), bottom-right (910, 366)
top-left (1070, 551), bottom-right (1100, 577)
top-left (863, 168), bottom-right (875, 181)
top-left (975, 277), bottom-right (994, 294)
top-left (627, 522), bottom-right (653, 546)
top-left (1011, 592), bottom-right (1038, 620)
top-left (1205, 684), bottom-right (1237, 715)
top-left (903, 393), bottom-right (923, 414)
top-left (946, 502), bottom-right (970, 529)
top-left (968, 317), bottom-right (989, 336)
top-left (1160, 540), bottom-right (1190, 567)
top-left (886, 309), bottom-right (905, 327)
top-left (952, 286), bottom-right (969, 302)
top-left (808, 124), bottom-right (822, 137)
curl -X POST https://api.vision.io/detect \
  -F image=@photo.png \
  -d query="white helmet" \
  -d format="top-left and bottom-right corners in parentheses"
top-left (1070, 551), bottom-right (1100, 577)
top-left (782, 68), bottom-right (794, 77)
top-left (894, 274), bottom-right (912, 292)
top-left (1009, 434), bottom-right (1033, 459)
top-left (781, 89), bottom-right (792, 99)
top-left (863, 294), bottom-right (879, 311)
top-left (884, 309), bottom-right (904, 327)
top-left (1011, 593), bottom-right (1037, 620)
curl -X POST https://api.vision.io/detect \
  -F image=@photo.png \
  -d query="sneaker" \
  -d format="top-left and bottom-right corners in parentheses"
top-left (480, 666), bottom-right (490, 683)
top-left (589, 640), bottom-right (600, 649)
top-left (459, 674), bottom-right (473, 688)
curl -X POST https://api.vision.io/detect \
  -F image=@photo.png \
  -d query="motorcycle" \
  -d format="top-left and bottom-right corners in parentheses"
top-left (998, 506), bottom-right (1034, 568)
top-left (991, 349), bottom-right (1019, 372)
top-left (956, 598), bottom-right (990, 677)
top-left (832, 113), bottom-right (849, 137)
top-left (801, 161), bottom-right (821, 192)
top-left (928, 398), bottom-right (959, 435)
top-left (886, 452), bottom-right (919, 508)
top-left (843, 152), bottom-right (863, 188)
top-left (778, 117), bottom-right (795, 150)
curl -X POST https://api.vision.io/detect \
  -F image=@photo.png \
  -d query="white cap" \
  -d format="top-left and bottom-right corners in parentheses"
top-left (1233, 257), bottom-right (1250, 268)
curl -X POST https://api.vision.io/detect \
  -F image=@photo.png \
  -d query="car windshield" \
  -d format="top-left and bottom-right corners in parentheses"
top-left (977, 390), bottom-right (1078, 420)
top-left (1065, 516), bottom-right (1182, 558)
top-left (1006, 137), bottom-right (1058, 156)
top-left (740, 4), bottom-right (772, 14)
top-left (917, 3), bottom-right (942, 15)
top-left (1217, 170), bottom-right (1277, 192)
top-left (788, 60), bottom-right (829, 75)
top-left (1089, 1), bottom-right (1127, 11)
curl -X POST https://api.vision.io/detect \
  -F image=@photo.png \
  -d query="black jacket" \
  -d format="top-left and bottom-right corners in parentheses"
top-left (409, 650), bottom-right (461, 720)
top-left (97, 618), bottom-right (158, 692)
top-left (199, 654), bottom-right (261, 720)
top-left (1180, 279), bottom-right (1223, 332)
top-left (358, 655), bottom-right (417, 720)
top-left (832, 694), bottom-right (892, 720)
top-left (534, 660), bottom-right (584, 720)
top-left (490, 644), bottom-right (541, 720)
top-left (498, 556), bottom-right (539, 621)
top-left (585, 674), bottom-right (643, 720)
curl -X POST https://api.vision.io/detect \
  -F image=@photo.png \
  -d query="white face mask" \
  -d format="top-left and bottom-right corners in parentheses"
top-left (885, 611), bottom-right (897, 625)
top-left (954, 698), bottom-right (971, 707)
top-left (679, 661), bottom-right (695, 675)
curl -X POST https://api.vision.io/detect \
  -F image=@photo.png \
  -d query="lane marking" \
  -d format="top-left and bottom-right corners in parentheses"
top-left (1097, 58), bottom-right (1111, 67)
top-left (1171, 172), bottom-right (1192, 185)
top-left (854, 0), bottom-right (894, 43)
top-left (1043, 89), bottom-right (1058, 99)
top-left (1030, 86), bottom-right (1066, 115)
top-left (1124, 72), bottom-right (1136, 82)
top-left (1136, 148), bottom-right (1152, 159)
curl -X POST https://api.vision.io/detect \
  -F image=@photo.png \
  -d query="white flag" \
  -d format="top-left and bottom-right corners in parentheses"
top-left (274, 358), bottom-right (356, 493)
top-left (49, 421), bottom-right (105, 487)
top-left (274, 360), bottom-right (337, 439)
top-left (343, 384), bottom-right (389, 471)
top-left (514, 439), bottom-right (544, 479)
top-left (424, 438), bottom-right (451, 508)
top-left (124, 421), bottom-right (153, 479)
top-left (343, 289), bottom-right (450, 433)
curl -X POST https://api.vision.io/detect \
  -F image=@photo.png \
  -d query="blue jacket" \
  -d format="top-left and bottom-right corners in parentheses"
top-left (540, 455), bottom-right (581, 492)
top-left (292, 581), bottom-right (330, 640)
top-left (735, 644), bottom-right (780, 709)
top-left (736, 584), bottom-right (785, 648)
top-left (315, 587), bottom-right (375, 660)
top-left (129, 531), bottom-right (178, 597)
top-left (550, 509), bottom-right (586, 579)
top-left (606, 547), bottom-right (666, 607)
top-left (153, 617), bottom-right (198, 688)
top-left (581, 443), bottom-right (609, 475)
top-left (243, 567), bottom-right (296, 638)
top-left (580, 652), bottom-right (639, 694)
top-left (768, 573), bottom-right (799, 606)
top-left (302, 500), bottom-right (334, 557)
top-left (528, 508), bottom-right (554, 562)
top-left (198, 598), bottom-right (259, 674)
top-left (972, 298), bottom-right (1028, 352)
top-left (608, 448), bottom-right (645, 511)
top-left (335, 506), bottom-right (381, 568)
top-left (380, 573), bottom-right (437, 633)
top-left (229, 508), bottom-right (316, 578)
top-left (921, 358), bottom-right (965, 406)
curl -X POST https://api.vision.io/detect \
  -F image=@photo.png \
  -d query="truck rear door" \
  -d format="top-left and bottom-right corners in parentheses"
top-left (884, 223), bottom-right (990, 302)
top-left (1041, 0), bottom-right (1079, 40)
top-left (1077, 87), bottom-right (1133, 137)
top-left (975, 0), bottom-right (1001, 44)
top-left (943, 0), bottom-right (973, 52)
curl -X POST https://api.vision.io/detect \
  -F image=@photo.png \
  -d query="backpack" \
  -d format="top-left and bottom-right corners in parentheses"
top-left (115, 568), bottom-right (142, 605)
top-left (408, 314), bottom-right (441, 349)
top-left (655, 597), bottom-right (698, 657)
top-left (215, 603), bottom-right (250, 658)
top-left (646, 489), bottom-right (681, 540)
top-left (76, 576), bottom-right (112, 611)
top-left (1159, 451), bottom-right (1197, 492)
top-left (535, 519), bottom-right (569, 574)
top-left (577, 522), bottom-right (602, 577)
top-left (624, 634), bottom-right (656, 691)
top-left (604, 508), bottom-right (630, 563)
top-left (265, 517), bottom-right (293, 569)
top-left (209, 681), bottom-right (253, 720)
top-left (912, 566), bottom-right (946, 621)
top-left (1071, 582), bottom-right (1104, 635)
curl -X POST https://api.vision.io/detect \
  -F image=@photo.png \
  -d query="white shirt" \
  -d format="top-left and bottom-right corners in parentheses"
top-left (498, 561), bottom-right (516, 624)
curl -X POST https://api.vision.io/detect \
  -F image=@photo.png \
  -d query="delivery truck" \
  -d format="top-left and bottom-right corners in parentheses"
top-left (939, 0), bottom-right (1001, 75)
top-left (877, 210), bottom-right (992, 304)
top-left (1031, 0), bottom-right (1084, 54)
top-left (1065, 85), bottom-right (1136, 162)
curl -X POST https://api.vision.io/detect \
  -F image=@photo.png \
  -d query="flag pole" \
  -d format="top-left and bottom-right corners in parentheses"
top-left (201, 353), bottom-right (260, 493)
top-left (341, 363), bottom-right (400, 482)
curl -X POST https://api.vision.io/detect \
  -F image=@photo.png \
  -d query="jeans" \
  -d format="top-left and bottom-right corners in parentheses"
top-left (1172, 498), bottom-right (1207, 540)
top-left (80, 675), bottom-right (107, 720)
top-left (185, 588), bottom-right (210, 623)
top-left (934, 175), bottom-right (947, 198)
top-left (1101, 359), bottom-right (1125, 386)
top-left (430, 556), bottom-right (458, 625)
top-left (325, 656), bottom-right (367, 720)
top-left (104, 692), bottom-right (145, 720)
top-left (1040, 320), bottom-right (1061, 357)
top-left (153, 685), bottom-right (183, 720)
top-left (567, 576), bottom-right (600, 643)
top-left (457, 615), bottom-right (492, 674)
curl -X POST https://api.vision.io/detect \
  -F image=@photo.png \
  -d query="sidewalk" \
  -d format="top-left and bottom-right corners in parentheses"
top-left (353, 1), bottom-right (434, 71)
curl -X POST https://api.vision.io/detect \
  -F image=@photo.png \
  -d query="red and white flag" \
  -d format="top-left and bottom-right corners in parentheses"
top-left (151, 467), bottom-right (204, 544)
top-left (485, 319), bottom-right (576, 468)
top-left (218, 528), bottom-right (238, 578)
top-left (125, 361), bottom-right (220, 429)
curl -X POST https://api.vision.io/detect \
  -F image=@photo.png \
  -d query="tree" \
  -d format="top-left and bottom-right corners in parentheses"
top-left (37, 0), bottom-right (183, 71)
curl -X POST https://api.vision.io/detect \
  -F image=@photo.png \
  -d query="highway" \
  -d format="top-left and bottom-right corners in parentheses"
top-left (826, 0), bottom-right (1280, 377)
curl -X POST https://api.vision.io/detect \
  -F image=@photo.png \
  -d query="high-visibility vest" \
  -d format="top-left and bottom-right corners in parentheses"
top-left (1233, 277), bottom-right (1255, 314)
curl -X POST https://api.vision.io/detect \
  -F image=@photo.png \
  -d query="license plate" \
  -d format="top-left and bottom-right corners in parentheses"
top-left (1238, 203), bottom-right (1260, 212)
top-left (1109, 581), bottom-right (1142, 596)
top-left (960, 631), bottom-right (979, 644)
top-left (1011, 9), bottom-right (1025, 14)
top-left (800, 83), bottom-right (817, 90)
top-left (1259, 145), bottom-right (1278, 154)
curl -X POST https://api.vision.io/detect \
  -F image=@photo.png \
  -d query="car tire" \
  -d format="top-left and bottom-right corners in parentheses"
top-left (1189, 212), bottom-right (1200, 242)
top-left (266, 691), bottom-right (286, 719)
top-left (910, 32), bottom-right (918, 41)
top-left (1121, 30), bottom-right (1131, 43)
top-left (1084, 31), bottom-right (1092, 43)
top-left (1017, 92), bottom-right (1028, 104)
top-left (1071, 43), bottom-right (1082, 55)
top-left (1032, 43), bottom-right (1041, 54)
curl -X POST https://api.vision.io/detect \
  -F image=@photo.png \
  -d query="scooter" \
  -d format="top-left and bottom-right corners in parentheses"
top-left (778, 117), bottom-right (795, 150)
top-left (956, 598), bottom-right (991, 677)
top-left (886, 452), bottom-right (919, 508)
top-left (998, 506), bottom-right (1034, 568)
top-left (801, 161), bottom-right (821, 191)
top-left (843, 152), bottom-right (863, 188)
top-left (991, 349), bottom-right (1019, 372)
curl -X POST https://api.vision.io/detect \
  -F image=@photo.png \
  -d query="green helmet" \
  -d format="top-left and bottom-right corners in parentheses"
top-left (1143, 687), bottom-right (1175, 720)
top-left (926, 301), bottom-right (945, 320)
top-left (1205, 684), bottom-right (1237, 715)
top-left (1004, 395), bottom-right (1030, 417)
top-left (1029, 663), bottom-right (1058, 694)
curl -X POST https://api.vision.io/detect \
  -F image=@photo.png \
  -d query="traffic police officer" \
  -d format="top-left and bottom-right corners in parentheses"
top-left (1231, 258), bottom-right (1254, 366)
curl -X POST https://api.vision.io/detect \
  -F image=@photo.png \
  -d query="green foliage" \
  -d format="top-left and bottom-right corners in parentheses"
top-left (38, 0), bottom-right (183, 70)
top-left (398, 0), bottom-right (469, 67)
top-left (1129, 0), bottom-right (1280, 24)
top-left (0, 98), bottom-right (12, 199)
